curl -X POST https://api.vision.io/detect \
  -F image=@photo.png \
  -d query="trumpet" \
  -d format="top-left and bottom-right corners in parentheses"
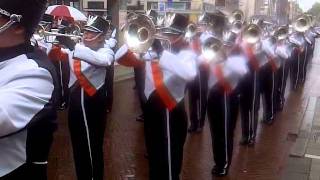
top-left (123, 13), bottom-right (171, 53)
top-left (36, 24), bottom-right (82, 43)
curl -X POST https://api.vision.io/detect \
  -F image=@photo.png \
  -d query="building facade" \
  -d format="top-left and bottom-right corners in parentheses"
top-left (288, 0), bottom-right (303, 21)
top-left (82, 0), bottom-right (108, 15)
top-left (239, 0), bottom-right (256, 19)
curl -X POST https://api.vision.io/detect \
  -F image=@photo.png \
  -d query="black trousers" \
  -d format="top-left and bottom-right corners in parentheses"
top-left (105, 64), bottom-right (114, 112)
top-left (275, 59), bottom-right (290, 110)
top-left (68, 84), bottom-right (107, 180)
top-left (301, 44), bottom-right (313, 83)
top-left (290, 50), bottom-right (305, 90)
top-left (144, 92), bottom-right (188, 180)
top-left (240, 67), bottom-right (260, 141)
top-left (52, 60), bottom-right (70, 109)
top-left (1, 163), bottom-right (48, 180)
top-left (134, 66), bottom-right (147, 116)
top-left (259, 64), bottom-right (278, 122)
top-left (187, 66), bottom-right (208, 129)
top-left (207, 85), bottom-right (239, 169)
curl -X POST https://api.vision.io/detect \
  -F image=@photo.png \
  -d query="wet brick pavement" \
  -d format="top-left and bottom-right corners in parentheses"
top-left (48, 40), bottom-right (320, 180)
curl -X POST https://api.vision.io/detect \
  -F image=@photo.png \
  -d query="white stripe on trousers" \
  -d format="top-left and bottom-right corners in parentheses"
top-left (295, 53), bottom-right (300, 89)
top-left (250, 72), bottom-right (257, 139)
top-left (59, 62), bottom-right (64, 97)
top-left (198, 73), bottom-right (202, 121)
top-left (302, 46), bottom-right (308, 81)
top-left (271, 72), bottom-right (275, 117)
top-left (224, 93), bottom-right (229, 168)
top-left (80, 88), bottom-right (94, 180)
top-left (166, 109), bottom-right (172, 180)
top-left (280, 62), bottom-right (285, 95)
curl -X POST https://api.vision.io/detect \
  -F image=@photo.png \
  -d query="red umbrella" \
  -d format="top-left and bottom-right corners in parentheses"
top-left (45, 5), bottom-right (87, 22)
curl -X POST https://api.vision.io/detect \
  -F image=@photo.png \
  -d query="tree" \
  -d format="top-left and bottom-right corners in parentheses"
top-left (307, 2), bottom-right (320, 22)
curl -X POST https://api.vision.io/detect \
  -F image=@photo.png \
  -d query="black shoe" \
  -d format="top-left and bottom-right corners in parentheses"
top-left (211, 166), bottom-right (228, 177)
top-left (196, 126), bottom-right (204, 132)
top-left (136, 114), bottom-right (144, 122)
top-left (276, 101), bottom-right (284, 111)
top-left (188, 125), bottom-right (198, 133)
top-left (144, 152), bottom-right (149, 159)
top-left (58, 102), bottom-right (67, 110)
top-left (239, 138), bottom-right (249, 146)
top-left (263, 117), bottom-right (274, 125)
top-left (248, 138), bottom-right (255, 146)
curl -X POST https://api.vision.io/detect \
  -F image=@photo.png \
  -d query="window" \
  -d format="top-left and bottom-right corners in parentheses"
top-left (215, 0), bottom-right (225, 7)
top-left (88, 1), bottom-right (104, 9)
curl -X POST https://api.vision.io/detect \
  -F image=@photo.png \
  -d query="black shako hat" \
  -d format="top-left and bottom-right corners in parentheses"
top-left (161, 13), bottom-right (189, 35)
top-left (0, 0), bottom-right (47, 38)
top-left (41, 14), bottom-right (54, 24)
top-left (198, 10), bottom-right (227, 27)
top-left (84, 16), bottom-right (110, 34)
top-left (146, 9), bottom-right (158, 24)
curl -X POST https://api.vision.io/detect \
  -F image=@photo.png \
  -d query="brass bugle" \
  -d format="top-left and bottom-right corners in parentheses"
top-left (37, 25), bottom-right (82, 40)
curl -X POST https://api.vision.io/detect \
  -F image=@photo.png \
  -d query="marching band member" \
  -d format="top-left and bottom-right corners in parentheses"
top-left (115, 13), bottom-right (197, 180)
top-left (33, 15), bottom-right (72, 111)
top-left (0, 0), bottom-right (59, 179)
top-left (274, 26), bottom-right (295, 111)
top-left (132, 10), bottom-right (159, 122)
top-left (48, 16), bottom-right (114, 180)
top-left (288, 30), bottom-right (306, 90)
top-left (239, 23), bottom-right (267, 145)
top-left (302, 27), bottom-right (317, 83)
top-left (186, 14), bottom-right (211, 133)
top-left (260, 29), bottom-right (281, 124)
top-left (203, 29), bottom-right (248, 176)
top-left (187, 10), bottom-right (228, 133)
top-left (104, 27), bottom-right (117, 112)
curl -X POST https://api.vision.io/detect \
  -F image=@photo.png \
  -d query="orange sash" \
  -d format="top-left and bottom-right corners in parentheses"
top-left (268, 56), bottom-right (277, 72)
top-left (245, 46), bottom-right (260, 71)
top-left (73, 58), bottom-right (97, 96)
top-left (214, 64), bottom-right (232, 94)
top-left (151, 61), bottom-right (177, 111)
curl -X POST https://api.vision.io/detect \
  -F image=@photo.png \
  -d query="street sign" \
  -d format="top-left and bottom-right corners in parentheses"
top-left (159, 2), bottom-right (166, 12)
top-left (168, 0), bottom-right (173, 9)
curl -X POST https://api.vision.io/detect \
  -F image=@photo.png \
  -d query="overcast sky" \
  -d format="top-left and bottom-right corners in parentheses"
top-left (297, 0), bottom-right (320, 11)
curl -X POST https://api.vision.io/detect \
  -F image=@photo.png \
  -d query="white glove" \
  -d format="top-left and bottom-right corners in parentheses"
top-left (226, 56), bottom-right (248, 76)
top-left (111, 29), bottom-right (117, 38)
top-left (275, 46), bottom-right (289, 59)
top-left (115, 44), bottom-right (129, 61)
top-left (107, 38), bottom-right (117, 49)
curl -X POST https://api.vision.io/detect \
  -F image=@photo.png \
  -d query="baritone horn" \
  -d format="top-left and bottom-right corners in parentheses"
top-left (123, 13), bottom-right (170, 53)
top-left (242, 24), bottom-right (262, 44)
top-left (292, 14), bottom-right (311, 32)
top-left (231, 20), bottom-right (243, 34)
top-left (185, 23), bottom-right (200, 39)
top-left (273, 26), bottom-right (289, 40)
top-left (228, 9), bottom-right (244, 24)
top-left (202, 36), bottom-right (223, 63)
